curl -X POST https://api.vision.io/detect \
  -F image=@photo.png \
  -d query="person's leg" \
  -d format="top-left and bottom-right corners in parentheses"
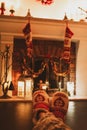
top-left (32, 90), bottom-right (72, 130)
top-left (33, 107), bottom-right (72, 130)
top-left (51, 91), bottom-right (69, 121)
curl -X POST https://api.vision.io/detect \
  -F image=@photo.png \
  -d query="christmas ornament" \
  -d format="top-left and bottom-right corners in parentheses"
top-left (36, 0), bottom-right (54, 5)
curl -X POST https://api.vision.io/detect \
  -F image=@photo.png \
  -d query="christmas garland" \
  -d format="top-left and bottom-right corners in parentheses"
top-left (53, 62), bottom-right (70, 77)
top-left (36, 0), bottom-right (54, 5)
top-left (32, 62), bottom-right (46, 78)
top-left (24, 61), bottom-right (46, 78)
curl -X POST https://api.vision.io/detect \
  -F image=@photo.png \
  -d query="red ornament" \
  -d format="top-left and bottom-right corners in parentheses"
top-left (36, 0), bottom-right (53, 5)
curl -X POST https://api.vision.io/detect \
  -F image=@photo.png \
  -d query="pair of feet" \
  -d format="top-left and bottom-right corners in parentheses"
top-left (33, 90), bottom-right (69, 124)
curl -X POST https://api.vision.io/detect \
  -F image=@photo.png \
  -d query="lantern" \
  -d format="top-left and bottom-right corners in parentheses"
top-left (67, 82), bottom-right (74, 96)
top-left (18, 76), bottom-right (33, 99)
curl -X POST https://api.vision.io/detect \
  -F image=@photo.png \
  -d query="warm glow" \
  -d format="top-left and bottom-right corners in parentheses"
top-left (18, 81), bottom-right (24, 88)
top-left (0, 0), bottom-right (87, 21)
top-left (42, 85), bottom-right (47, 90)
top-left (4, 82), bottom-right (8, 89)
top-left (17, 78), bottom-right (33, 99)
top-left (67, 101), bottom-right (75, 119)
top-left (25, 79), bottom-right (33, 98)
top-left (26, 79), bottom-right (32, 88)
top-left (18, 81), bottom-right (24, 97)
top-left (67, 82), bottom-right (74, 96)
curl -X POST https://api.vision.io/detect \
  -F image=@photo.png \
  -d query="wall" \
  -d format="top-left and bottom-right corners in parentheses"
top-left (0, 15), bottom-right (87, 97)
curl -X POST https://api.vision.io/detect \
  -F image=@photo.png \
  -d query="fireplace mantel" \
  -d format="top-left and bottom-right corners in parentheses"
top-left (0, 15), bottom-right (87, 40)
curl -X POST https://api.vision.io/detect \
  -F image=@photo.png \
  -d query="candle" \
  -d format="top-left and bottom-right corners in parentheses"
top-left (9, 5), bottom-right (15, 16)
top-left (1, 2), bottom-right (5, 9)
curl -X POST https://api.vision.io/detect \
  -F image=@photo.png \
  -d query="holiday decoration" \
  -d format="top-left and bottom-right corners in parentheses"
top-left (36, 0), bottom-right (53, 5)
top-left (23, 22), bottom-right (32, 58)
top-left (9, 9), bottom-right (15, 16)
top-left (63, 24), bottom-right (74, 63)
top-left (0, 2), bottom-right (5, 15)
top-left (51, 91), bottom-right (69, 121)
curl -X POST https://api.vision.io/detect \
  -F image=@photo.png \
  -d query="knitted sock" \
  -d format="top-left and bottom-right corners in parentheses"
top-left (51, 91), bottom-right (69, 121)
top-left (33, 90), bottom-right (50, 124)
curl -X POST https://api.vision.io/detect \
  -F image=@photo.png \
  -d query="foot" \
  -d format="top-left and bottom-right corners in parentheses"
top-left (51, 91), bottom-right (69, 121)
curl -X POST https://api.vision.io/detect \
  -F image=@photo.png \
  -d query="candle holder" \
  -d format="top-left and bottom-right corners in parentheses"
top-left (9, 9), bottom-right (15, 16)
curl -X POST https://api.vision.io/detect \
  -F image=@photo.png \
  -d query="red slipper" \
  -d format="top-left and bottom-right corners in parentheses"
top-left (51, 91), bottom-right (69, 121)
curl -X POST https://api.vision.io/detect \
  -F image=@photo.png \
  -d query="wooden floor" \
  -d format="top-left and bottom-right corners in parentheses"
top-left (0, 101), bottom-right (33, 130)
top-left (0, 100), bottom-right (87, 130)
top-left (66, 100), bottom-right (87, 130)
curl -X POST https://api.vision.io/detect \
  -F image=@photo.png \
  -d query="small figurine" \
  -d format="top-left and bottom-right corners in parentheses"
top-left (0, 2), bottom-right (5, 15)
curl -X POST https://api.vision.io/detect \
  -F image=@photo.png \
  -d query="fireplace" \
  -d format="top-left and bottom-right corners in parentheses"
top-left (12, 38), bottom-right (76, 96)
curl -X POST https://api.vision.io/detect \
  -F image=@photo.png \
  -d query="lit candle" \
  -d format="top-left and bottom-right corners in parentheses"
top-left (10, 5), bottom-right (15, 16)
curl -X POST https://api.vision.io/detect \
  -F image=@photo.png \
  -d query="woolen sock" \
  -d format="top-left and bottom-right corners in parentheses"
top-left (32, 90), bottom-right (50, 124)
top-left (51, 91), bottom-right (69, 121)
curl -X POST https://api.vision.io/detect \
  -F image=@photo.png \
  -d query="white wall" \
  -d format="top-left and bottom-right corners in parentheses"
top-left (76, 39), bottom-right (87, 96)
top-left (71, 23), bottom-right (87, 97)
top-left (1, 0), bottom-right (87, 21)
